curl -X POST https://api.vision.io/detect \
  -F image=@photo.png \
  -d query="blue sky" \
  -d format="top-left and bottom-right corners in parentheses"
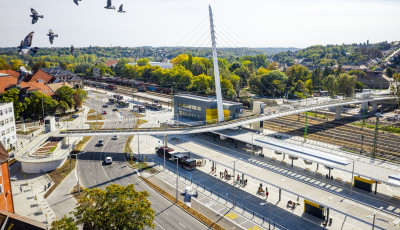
top-left (1, 0), bottom-right (399, 48)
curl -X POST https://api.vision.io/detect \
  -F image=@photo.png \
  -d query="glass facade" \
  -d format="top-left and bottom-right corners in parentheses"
top-left (178, 103), bottom-right (202, 111)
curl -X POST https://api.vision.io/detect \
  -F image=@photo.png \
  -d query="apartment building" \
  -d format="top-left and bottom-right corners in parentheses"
top-left (0, 103), bottom-right (17, 150)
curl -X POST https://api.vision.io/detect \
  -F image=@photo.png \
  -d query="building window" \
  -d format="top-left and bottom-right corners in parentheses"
top-left (9, 117), bottom-right (13, 122)
top-left (4, 119), bottom-right (8, 124)
top-left (0, 120), bottom-right (3, 126)
top-left (6, 129), bottom-right (10, 134)
top-left (11, 127), bottom-right (14, 132)
top-left (0, 110), bottom-right (2, 115)
top-left (8, 107), bottom-right (12, 113)
top-left (1, 131), bottom-right (4, 136)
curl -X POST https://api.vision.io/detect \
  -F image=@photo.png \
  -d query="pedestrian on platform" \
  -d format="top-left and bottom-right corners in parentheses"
top-left (266, 191), bottom-right (269, 199)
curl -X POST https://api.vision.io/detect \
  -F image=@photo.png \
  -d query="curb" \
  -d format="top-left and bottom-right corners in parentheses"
top-left (138, 175), bottom-right (221, 230)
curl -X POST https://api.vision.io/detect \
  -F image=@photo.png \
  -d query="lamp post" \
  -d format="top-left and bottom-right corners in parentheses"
top-left (260, 202), bottom-right (271, 230)
top-left (170, 157), bottom-right (179, 202)
top-left (369, 207), bottom-right (383, 230)
top-left (232, 158), bottom-right (241, 205)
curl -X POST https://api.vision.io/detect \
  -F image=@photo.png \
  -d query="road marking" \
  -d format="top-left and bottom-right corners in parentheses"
top-left (93, 179), bottom-right (96, 183)
top-left (225, 212), bottom-right (238, 220)
top-left (90, 172), bottom-right (92, 176)
top-left (248, 226), bottom-right (262, 230)
top-left (154, 221), bottom-right (165, 230)
top-left (164, 211), bottom-right (168, 216)
top-left (179, 223), bottom-right (185, 228)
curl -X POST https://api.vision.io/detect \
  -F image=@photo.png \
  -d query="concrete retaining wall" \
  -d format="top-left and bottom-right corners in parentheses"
top-left (21, 157), bottom-right (67, 173)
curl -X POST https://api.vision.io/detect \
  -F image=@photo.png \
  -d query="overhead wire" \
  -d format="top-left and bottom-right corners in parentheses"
top-left (173, 16), bottom-right (209, 47)
top-left (214, 15), bottom-right (251, 48)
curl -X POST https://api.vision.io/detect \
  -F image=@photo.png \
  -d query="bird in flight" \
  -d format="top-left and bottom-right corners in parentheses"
top-left (104, 0), bottom-right (115, 10)
top-left (73, 0), bottom-right (82, 6)
top-left (30, 8), bottom-right (44, 24)
top-left (47, 29), bottom-right (59, 45)
top-left (17, 66), bottom-right (29, 85)
top-left (118, 4), bottom-right (126, 13)
top-left (17, 32), bottom-right (38, 55)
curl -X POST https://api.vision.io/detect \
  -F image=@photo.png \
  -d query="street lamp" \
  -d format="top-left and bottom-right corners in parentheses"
top-left (260, 202), bottom-right (272, 230)
top-left (169, 157), bottom-right (179, 202)
top-left (369, 207), bottom-right (383, 230)
top-left (232, 158), bottom-right (242, 205)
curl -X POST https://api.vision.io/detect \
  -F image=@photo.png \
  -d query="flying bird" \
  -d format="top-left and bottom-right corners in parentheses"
top-left (70, 45), bottom-right (75, 53)
top-left (73, 0), bottom-right (82, 5)
top-left (47, 29), bottom-right (58, 45)
top-left (17, 32), bottom-right (38, 55)
top-left (118, 4), bottom-right (125, 13)
top-left (17, 66), bottom-right (29, 85)
top-left (104, 0), bottom-right (115, 10)
top-left (30, 8), bottom-right (43, 24)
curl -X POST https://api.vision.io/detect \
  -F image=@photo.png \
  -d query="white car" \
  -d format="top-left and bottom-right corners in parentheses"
top-left (105, 157), bottom-right (112, 164)
top-left (375, 113), bottom-right (384, 118)
top-left (112, 135), bottom-right (119, 140)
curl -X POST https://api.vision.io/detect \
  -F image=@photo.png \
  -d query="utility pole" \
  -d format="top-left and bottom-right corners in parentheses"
top-left (209, 5), bottom-right (224, 122)
top-left (304, 112), bottom-right (308, 140)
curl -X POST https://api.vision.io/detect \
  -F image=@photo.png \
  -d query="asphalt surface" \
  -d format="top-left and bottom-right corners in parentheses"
top-left (77, 94), bottom-right (208, 230)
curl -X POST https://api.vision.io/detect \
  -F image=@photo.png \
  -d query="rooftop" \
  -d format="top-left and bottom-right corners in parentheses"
top-left (47, 82), bottom-right (73, 92)
top-left (0, 70), bottom-right (19, 78)
top-left (175, 94), bottom-right (242, 105)
top-left (28, 70), bottom-right (54, 84)
top-left (41, 66), bottom-right (76, 78)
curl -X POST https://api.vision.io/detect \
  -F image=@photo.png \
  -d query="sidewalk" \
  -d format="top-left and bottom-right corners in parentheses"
top-left (46, 169), bottom-right (78, 218)
top-left (10, 162), bottom-right (55, 226)
top-left (133, 134), bottom-right (400, 230)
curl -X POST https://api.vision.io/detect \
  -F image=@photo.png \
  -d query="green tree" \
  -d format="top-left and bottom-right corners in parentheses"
top-left (32, 61), bottom-right (50, 73)
top-left (234, 67), bottom-right (251, 86)
top-left (386, 67), bottom-right (395, 78)
top-left (0, 88), bottom-right (25, 119)
top-left (260, 70), bottom-right (288, 96)
top-left (336, 73), bottom-right (356, 97)
top-left (355, 81), bottom-right (364, 90)
top-left (137, 58), bottom-right (150, 67)
top-left (255, 54), bottom-right (269, 69)
top-left (9, 60), bottom-right (25, 71)
top-left (322, 75), bottom-right (337, 97)
top-left (311, 67), bottom-right (322, 90)
top-left (58, 101), bottom-right (69, 115)
top-left (348, 69), bottom-right (366, 78)
top-left (285, 64), bottom-right (311, 87)
top-left (72, 88), bottom-right (88, 110)
top-left (23, 92), bottom-right (58, 119)
top-left (221, 78), bottom-right (236, 99)
top-left (0, 58), bottom-right (11, 69)
top-left (189, 74), bottom-right (212, 93)
top-left (391, 73), bottom-right (400, 109)
top-left (293, 80), bottom-right (308, 95)
top-left (51, 215), bottom-right (77, 230)
top-left (323, 66), bottom-right (334, 78)
top-left (55, 86), bottom-right (75, 108)
top-left (67, 184), bottom-right (155, 230)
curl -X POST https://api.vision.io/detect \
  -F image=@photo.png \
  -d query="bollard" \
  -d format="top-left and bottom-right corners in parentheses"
top-left (263, 216), bottom-right (264, 223)
top-left (211, 190), bottom-right (213, 195)
top-left (252, 211), bottom-right (254, 218)
top-left (203, 186), bottom-right (205, 191)
top-left (190, 179), bottom-right (192, 184)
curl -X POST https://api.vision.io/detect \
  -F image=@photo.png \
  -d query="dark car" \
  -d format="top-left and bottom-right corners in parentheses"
top-left (103, 105), bottom-right (108, 108)
top-left (112, 108), bottom-right (118, 111)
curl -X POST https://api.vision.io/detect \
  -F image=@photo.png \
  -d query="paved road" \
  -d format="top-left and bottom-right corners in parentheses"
top-left (77, 94), bottom-right (208, 230)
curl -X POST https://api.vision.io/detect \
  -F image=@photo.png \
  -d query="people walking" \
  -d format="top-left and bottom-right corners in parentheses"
top-left (266, 191), bottom-right (269, 199)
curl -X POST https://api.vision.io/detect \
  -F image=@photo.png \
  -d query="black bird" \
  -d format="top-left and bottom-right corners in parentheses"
top-left (73, 0), bottom-right (82, 5)
top-left (104, 0), bottom-right (115, 9)
top-left (118, 4), bottom-right (126, 13)
top-left (17, 66), bottom-right (29, 85)
top-left (17, 31), bottom-right (38, 55)
top-left (30, 8), bottom-right (43, 24)
top-left (47, 29), bottom-right (58, 45)
top-left (70, 45), bottom-right (75, 53)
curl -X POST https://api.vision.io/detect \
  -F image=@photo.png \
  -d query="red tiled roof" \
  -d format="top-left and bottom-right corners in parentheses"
top-left (105, 60), bottom-right (118, 67)
top-left (29, 70), bottom-right (54, 84)
top-left (27, 82), bottom-right (54, 96)
top-left (0, 70), bottom-right (19, 78)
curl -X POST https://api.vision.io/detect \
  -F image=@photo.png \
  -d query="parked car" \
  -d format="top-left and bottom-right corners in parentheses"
top-left (105, 156), bottom-right (113, 164)
top-left (103, 105), bottom-right (108, 108)
top-left (71, 114), bottom-right (79, 118)
top-left (112, 135), bottom-right (119, 140)
top-left (112, 108), bottom-right (118, 112)
top-left (375, 113), bottom-right (384, 118)
top-left (97, 139), bottom-right (104, 146)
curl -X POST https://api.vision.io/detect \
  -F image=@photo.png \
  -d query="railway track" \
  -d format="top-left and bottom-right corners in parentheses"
top-left (264, 114), bottom-right (400, 162)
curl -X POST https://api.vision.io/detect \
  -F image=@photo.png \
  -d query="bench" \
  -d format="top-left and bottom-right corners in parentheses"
top-left (335, 177), bottom-right (343, 182)
top-left (316, 172), bottom-right (323, 177)
top-left (304, 168), bottom-right (310, 172)
top-left (345, 181), bottom-right (352, 186)
top-left (392, 195), bottom-right (400, 201)
top-left (271, 157), bottom-right (277, 161)
top-left (281, 161), bottom-right (287, 165)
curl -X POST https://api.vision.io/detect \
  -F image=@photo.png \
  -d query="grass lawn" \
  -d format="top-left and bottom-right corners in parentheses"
top-left (352, 122), bottom-right (400, 134)
top-left (73, 136), bottom-right (92, 153)
top-left (86, 122), bottom-right (105, 130)
top-left (87, 114), bottom-right (104, 120)
top-left (44, 157), bottom-right (76, 199)
top-left (124, 136), bottom-right (133, 153)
